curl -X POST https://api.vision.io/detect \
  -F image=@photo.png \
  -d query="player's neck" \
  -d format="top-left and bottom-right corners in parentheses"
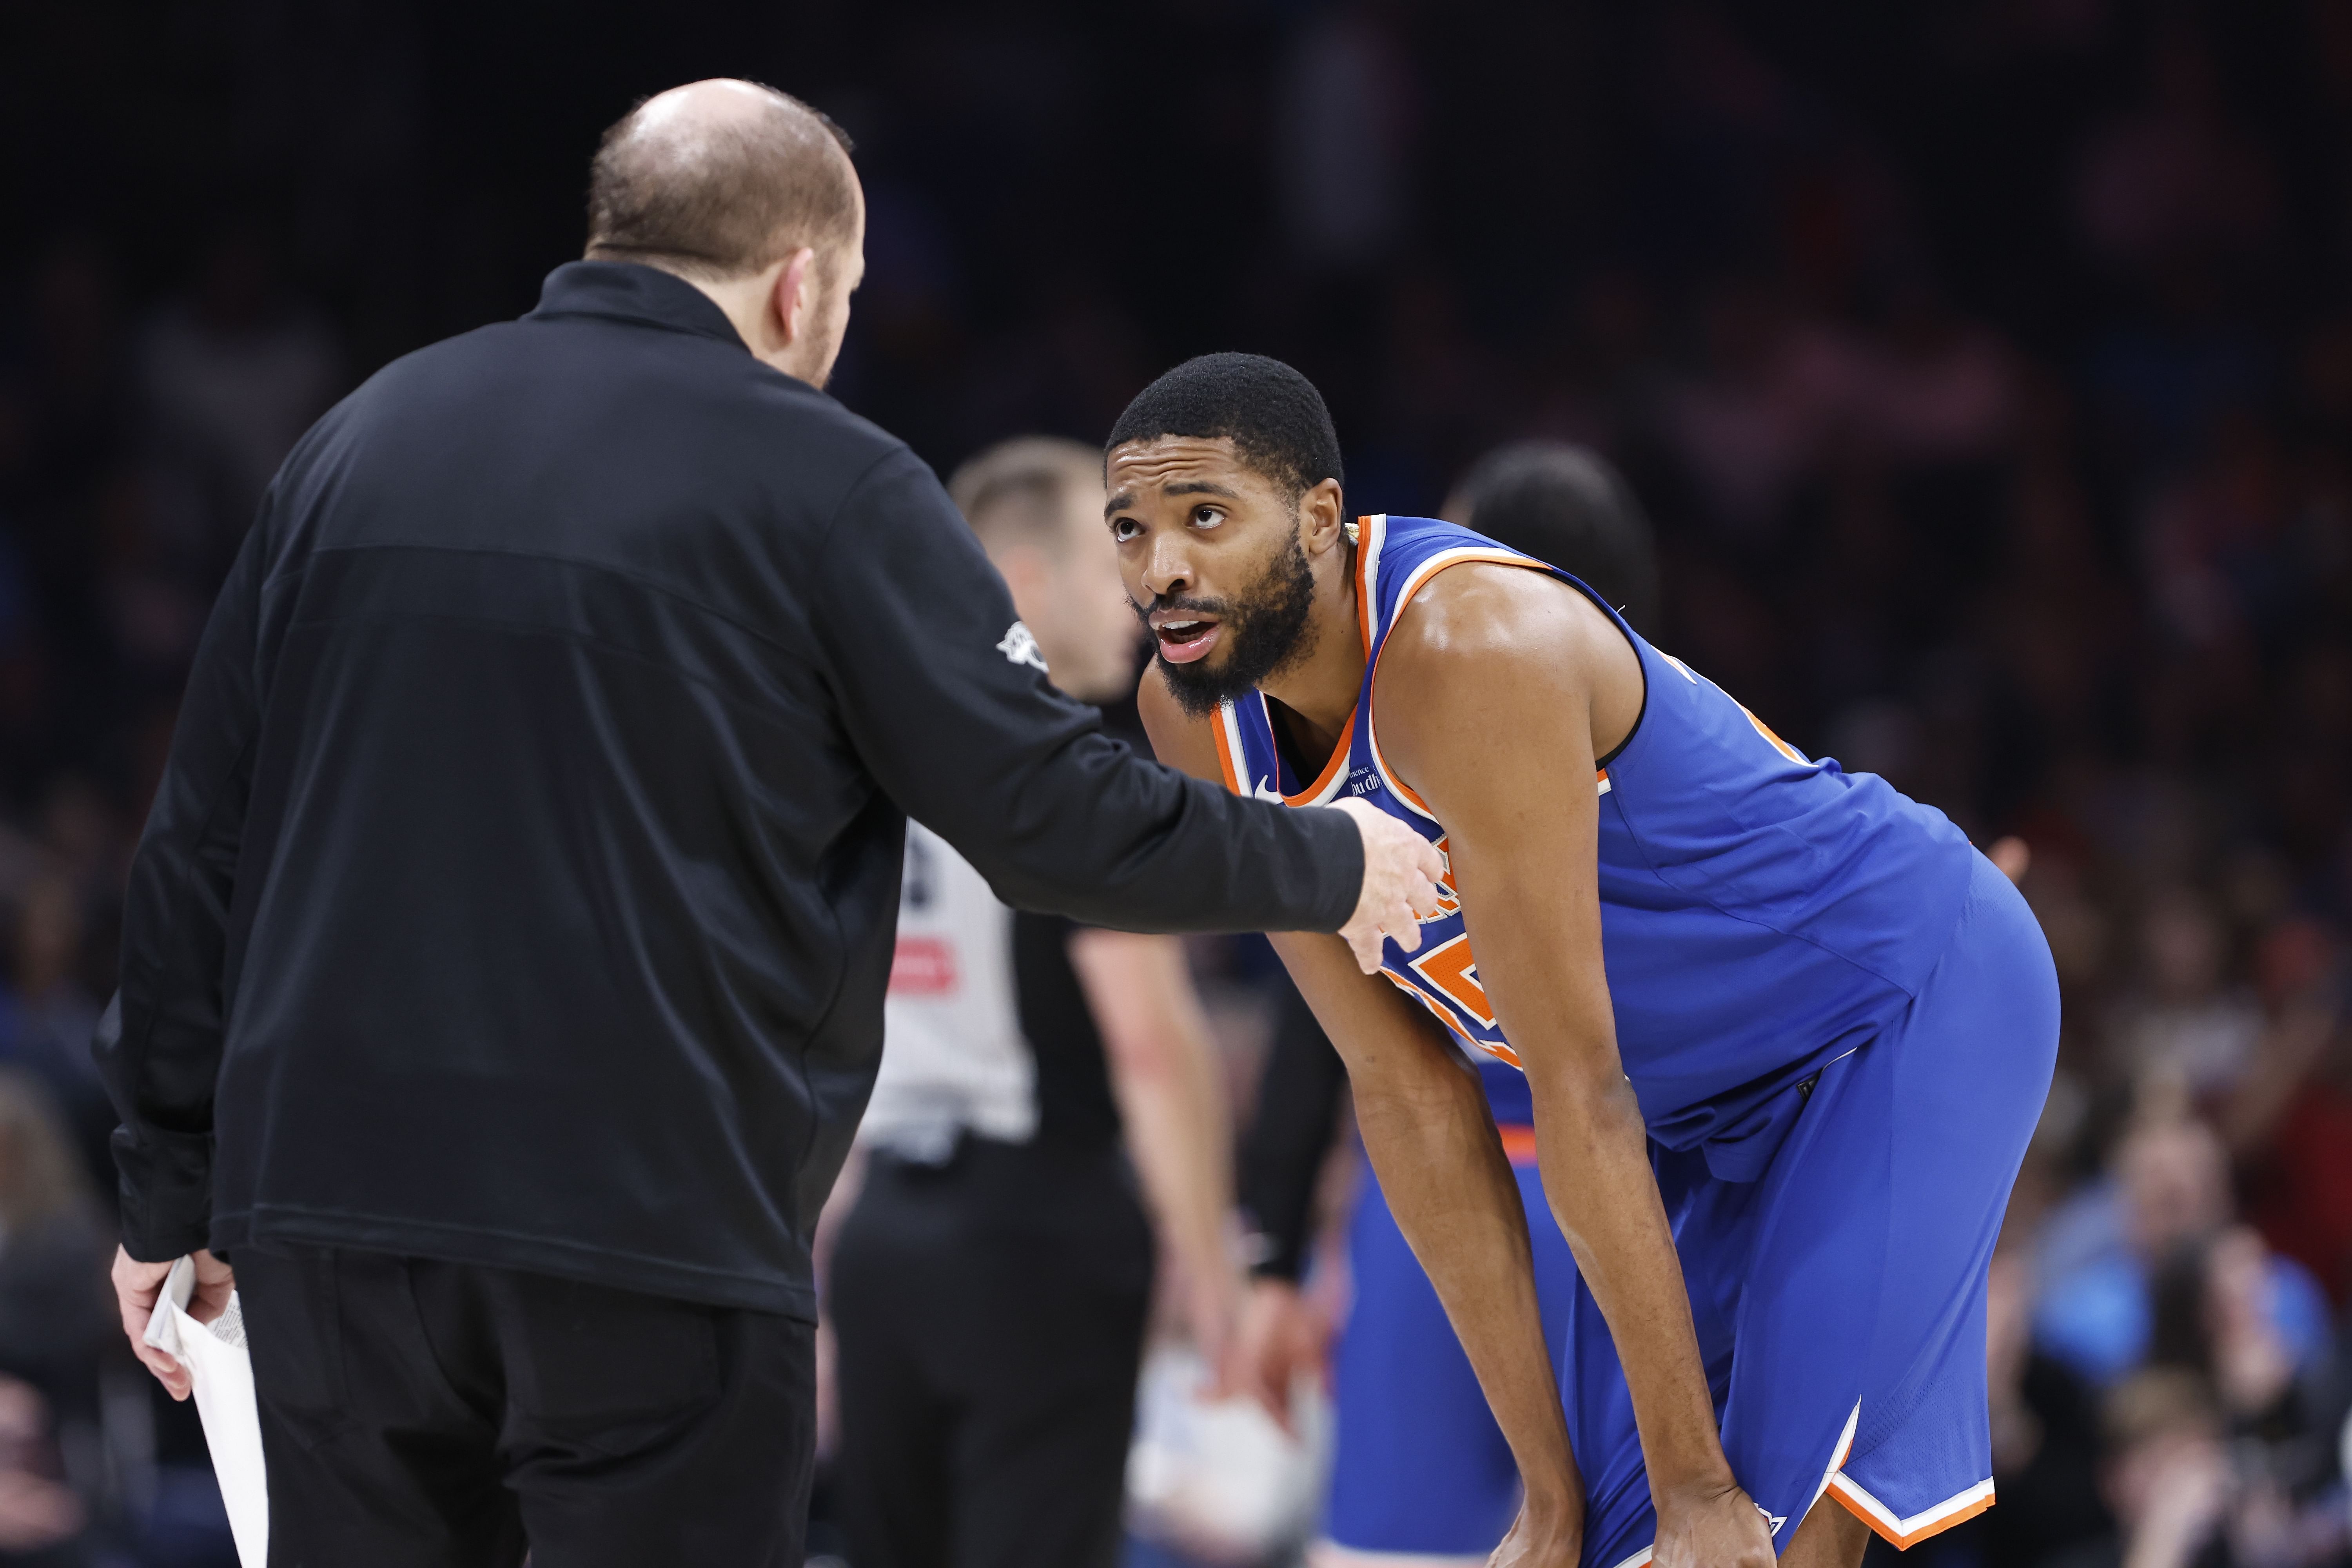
top-left (1258, 543), bottom-right (1365, 761)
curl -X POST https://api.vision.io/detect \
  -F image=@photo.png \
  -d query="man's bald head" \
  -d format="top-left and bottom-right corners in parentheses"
top-left (586, 79), bottom-right (859, 283)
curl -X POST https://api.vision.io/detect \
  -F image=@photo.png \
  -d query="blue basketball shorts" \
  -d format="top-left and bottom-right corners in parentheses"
top-left (1320, 1143), bottom-right (1582, 1562)
top-left (1571, 852), bottom-right (2059, 1566)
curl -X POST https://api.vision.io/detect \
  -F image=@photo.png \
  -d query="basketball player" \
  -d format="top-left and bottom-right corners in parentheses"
top-left (829, 438), bottom-right (1242, 1568)
top-left (1232, 445), bottom-right (1662, 1567)
top-left (1112, 355), bottom-right (2059, 1568)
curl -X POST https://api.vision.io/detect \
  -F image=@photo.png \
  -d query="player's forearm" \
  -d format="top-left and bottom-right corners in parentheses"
top-left (1351, 1040), bottom-right (1582, 1516)
top-left (1531, 1070), bottom-right (1734, 1498)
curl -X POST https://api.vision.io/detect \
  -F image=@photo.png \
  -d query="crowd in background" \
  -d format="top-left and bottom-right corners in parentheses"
top-left (1, 2), bottom-right (2350, 1564)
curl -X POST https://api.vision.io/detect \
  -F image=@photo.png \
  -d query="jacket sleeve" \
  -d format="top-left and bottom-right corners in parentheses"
top-left (91, 504), bottom-right (271, 1261)
top-left (809, 449), bottom-right (1362, 935)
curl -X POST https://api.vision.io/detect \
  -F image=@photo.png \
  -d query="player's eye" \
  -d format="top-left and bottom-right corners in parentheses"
top-left (1110, 517), bottom-right (1142, 542)
top-left (1191, 505), bottom-right (1223, 529)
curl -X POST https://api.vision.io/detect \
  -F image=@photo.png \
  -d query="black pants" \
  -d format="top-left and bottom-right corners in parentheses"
top-left (235, 1244), bottom-right (815, 1568)
top-left (829, 1138), bottom-right (1154, 1568)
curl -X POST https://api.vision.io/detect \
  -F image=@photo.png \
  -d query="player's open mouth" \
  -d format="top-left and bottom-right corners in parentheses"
top-left (1153, 618), bottom-right (1223, 665)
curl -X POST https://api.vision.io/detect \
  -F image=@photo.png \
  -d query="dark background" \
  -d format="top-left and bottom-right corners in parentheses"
top-left (0, 3), bottom-right (2349, 1565)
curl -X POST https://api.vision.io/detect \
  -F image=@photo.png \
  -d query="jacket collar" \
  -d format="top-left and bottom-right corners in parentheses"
top-left (526, 261), bottom-right (750, 351)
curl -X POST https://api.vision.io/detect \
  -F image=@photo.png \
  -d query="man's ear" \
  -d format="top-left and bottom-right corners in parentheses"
top-left (1298, 477), bottom-right (1348, 558)
top-left (769, 247), bottom-right (817, 345)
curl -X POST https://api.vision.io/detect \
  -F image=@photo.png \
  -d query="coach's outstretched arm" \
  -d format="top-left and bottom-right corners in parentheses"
top-left (1379, 565), bottom-right (1777, 1568)
top-left (813, 450), bottom-right (1439, 960)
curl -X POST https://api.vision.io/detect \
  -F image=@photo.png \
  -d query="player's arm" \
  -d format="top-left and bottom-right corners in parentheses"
top-left (1377, 566), bottom-right (1773, 1568)
top-left (1067, 927), bottom-right (1243, 1374)
top-left (1138, 671), bottom-right (1584, 1558)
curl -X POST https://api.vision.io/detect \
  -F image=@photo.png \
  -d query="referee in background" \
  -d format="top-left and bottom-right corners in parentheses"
top-left (92, 79), bottom-right (1440, 1568)
top-left (832, 439), bottom-right (1247, 1568)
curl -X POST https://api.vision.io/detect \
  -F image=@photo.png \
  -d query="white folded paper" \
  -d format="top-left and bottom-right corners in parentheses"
top-left (142, 1255), bottom-right (269, 1567)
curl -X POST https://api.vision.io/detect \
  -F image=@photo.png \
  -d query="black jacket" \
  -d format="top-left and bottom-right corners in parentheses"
top-left (93, 262), bottom-right (1360, 1317)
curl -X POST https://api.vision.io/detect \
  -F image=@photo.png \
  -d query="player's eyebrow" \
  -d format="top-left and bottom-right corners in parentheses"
top-left (1103, 479), bottom-right (1242, 519)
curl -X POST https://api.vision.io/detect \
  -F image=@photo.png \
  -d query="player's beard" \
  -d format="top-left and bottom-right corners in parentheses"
top-left (1140, 522), bottom-right (1321, 720)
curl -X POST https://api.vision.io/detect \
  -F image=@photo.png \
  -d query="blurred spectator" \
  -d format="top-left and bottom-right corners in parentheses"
top-left (0, 880), bottom-right (110, 1204)
top-left (0, 1071), bottom-right (104, 1567)
top-left (2230, 918), bottom-right (2352, 1304)
top-left (1927, 1251), bottom-right (2112, 1565)
top-left (2070, 20), bottom-right (2279, 279)
top-left (2048, 1369), bottom-right (2239, 1568)
top-left (1660, 280), bottom-right (1864, 533)
top-left (2107, 891), bottom-right (2263, 1094)
top-left (0, 1070), bottom-right (107, 1401)
top-left (2036, 1115), bottom-right (2331, 1389)
top-left (0, 1374), bottom-right (86, 1565)
top-left (137, 224), bottom-right (340, 575)
top-left (1853, 281), bottom-right (2019, 466)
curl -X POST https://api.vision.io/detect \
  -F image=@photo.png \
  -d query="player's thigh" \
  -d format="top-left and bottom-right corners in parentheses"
top-left (1820, 858), bottom-right (2056, 1546)
top-left (1724, 856), bottom-right (2059, 1552)
top-left (1321, 1164), bottom-right (1523, 1559)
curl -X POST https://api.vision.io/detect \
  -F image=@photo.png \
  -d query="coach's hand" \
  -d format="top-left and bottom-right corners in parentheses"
top-left (112, 1246), bottom-right (235, 1401)
top-left (1329, 798), bottom-right (1447, 973)
top-left (1653, 1479), bottom-right (1776, 1568)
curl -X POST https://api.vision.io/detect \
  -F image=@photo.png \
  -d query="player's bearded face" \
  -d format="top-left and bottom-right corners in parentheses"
top-left (1136, 516), bottom-right (1319, 719)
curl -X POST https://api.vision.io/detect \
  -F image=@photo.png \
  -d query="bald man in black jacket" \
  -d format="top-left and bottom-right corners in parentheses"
top-left (94, 79), bottom-right (1439, 1568)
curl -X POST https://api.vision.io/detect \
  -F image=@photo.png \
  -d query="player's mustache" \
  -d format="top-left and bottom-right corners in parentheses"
top-left (1130, 591), bottom-right (1230, 626)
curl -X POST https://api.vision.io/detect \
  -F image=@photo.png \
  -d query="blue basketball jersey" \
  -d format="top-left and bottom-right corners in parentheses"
top-left (1212, 513), bottom-right (1976, 1153)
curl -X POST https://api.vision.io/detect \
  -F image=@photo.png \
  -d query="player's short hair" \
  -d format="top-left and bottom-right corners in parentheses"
top-left (1105, 353), bottom-right (1344, 502)
top-left (586, 82), bottom-right (858, 283)
top-left (949, 436), bottom-right (1103, 555)
top-left (1451, 442), bottom-right (1661, 630)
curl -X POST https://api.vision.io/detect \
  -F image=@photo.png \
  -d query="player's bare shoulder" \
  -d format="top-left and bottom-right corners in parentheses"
top-left (1385, 563), bottom-right (1639, 706)
top-left (1137, 664), bottom-right (1228, 785)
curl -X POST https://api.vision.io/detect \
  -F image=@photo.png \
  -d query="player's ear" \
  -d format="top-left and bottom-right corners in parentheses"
top-left (1298, 478), bottom-right (1347, 559)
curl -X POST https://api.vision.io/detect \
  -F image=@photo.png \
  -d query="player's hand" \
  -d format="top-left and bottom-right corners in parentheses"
top-left (1488, 1486), bottom-right (1583, 1568)
top-left (1218, 1278), bottom-right (1330, 1432)
top-left (112, 1246), bottom-right (234, 1400)
top-left (1330, 797), bottom-right (1447, 973)
top-left (1651, 1479), bottom-right (1775, 1568)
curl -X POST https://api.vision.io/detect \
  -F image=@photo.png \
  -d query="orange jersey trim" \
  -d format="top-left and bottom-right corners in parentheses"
top-left (1825, 1476), bottom-right (1996, 1549)
top-left (1381, 971), bottom-right (1524, 1069)
top-left (1283, 708), bottom-right (1357, 806)
top-left (1495, 1122), bottom-right (1540, 1166)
